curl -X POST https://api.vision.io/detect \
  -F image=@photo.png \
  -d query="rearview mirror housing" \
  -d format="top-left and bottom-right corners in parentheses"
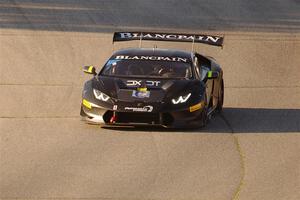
top-left (83, 65), bottom-right (96, 75)
top-left (207, 71), bottom-right (219, 79)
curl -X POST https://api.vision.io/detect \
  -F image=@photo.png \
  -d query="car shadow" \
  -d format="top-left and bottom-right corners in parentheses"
top-left (102, 107), bottom-right (300, 133)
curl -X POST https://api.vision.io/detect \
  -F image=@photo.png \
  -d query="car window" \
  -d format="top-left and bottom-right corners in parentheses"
top-left (195, 54), bottom-right (211, 81)
top-left (101, 59), bottom-right (193, 79)
top-left (193, 56), bottom-right (201, 79)
top-left (201, 66), bottom-right (210, 80)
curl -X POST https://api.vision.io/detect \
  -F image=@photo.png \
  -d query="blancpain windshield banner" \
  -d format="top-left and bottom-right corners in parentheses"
top-left (113, 32), bottom-right (224, 47)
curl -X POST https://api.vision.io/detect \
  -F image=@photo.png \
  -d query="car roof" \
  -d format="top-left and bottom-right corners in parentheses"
top-left (111, 48), bottom-right (193, 61)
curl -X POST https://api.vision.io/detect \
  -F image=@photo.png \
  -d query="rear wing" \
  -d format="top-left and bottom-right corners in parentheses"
top-left (113, 32), bottom-right (224, 47)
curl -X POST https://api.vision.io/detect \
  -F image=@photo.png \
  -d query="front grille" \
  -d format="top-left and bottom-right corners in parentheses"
top-left (117, 112), bottom-right (160, 124)
top-left (103, 111), bottom-right (174, 126)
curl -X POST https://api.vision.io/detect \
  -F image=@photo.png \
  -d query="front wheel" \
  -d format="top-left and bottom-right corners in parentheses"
top-left (216, 79), bottom-right (224, 112)
top-left (198, 93), bottom-right (208, 127)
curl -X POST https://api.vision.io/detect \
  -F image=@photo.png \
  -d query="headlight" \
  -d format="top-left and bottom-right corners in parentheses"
top-left (93, 89), bottom-right (110, 101)
top-left (172, 93), bottom-right (191, 104)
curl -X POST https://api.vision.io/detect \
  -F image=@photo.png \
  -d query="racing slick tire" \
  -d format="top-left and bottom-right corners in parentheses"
top-left (198, 93), bottom-right (208, 127)
top-left (216, 79), bottom-right (224, 112)
top-left (80, 105), bottom-right (84, 116)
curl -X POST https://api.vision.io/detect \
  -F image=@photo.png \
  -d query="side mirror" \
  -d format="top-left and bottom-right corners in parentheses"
top-left (83, 65), bottom-right (96, 75)
top-left (207, 71), bottom-right (219, 79)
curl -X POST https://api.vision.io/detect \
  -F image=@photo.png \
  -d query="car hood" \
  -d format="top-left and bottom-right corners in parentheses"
top-left (92, 76), bottom-right (201, 103)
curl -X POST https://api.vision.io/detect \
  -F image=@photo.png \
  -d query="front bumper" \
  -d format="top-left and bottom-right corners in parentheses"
top-left (80, 99), bottom-right (206, 128)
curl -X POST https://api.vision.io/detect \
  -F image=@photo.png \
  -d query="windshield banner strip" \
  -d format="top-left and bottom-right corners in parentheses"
top-left (113, 32), bottom-right (224, 47)
top-left (114, 55), bottom-right (189, 63)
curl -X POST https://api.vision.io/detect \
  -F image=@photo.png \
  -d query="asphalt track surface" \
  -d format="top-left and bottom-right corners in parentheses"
top-left (0, 1), bottom-right (300, 200)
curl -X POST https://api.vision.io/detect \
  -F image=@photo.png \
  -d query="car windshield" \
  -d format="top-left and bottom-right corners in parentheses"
top-left (101, 59), bottom-right (193, 79)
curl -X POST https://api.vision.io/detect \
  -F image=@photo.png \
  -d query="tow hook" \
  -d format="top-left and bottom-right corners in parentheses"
top-left (110, 112), bottom-right (117, 123)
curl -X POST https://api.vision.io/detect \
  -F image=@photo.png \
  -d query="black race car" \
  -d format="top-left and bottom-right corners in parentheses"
top-left (80, 32), bottom-right (224, 128)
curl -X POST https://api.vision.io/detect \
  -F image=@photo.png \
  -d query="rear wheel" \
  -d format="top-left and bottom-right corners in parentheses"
top-left (216, 79), bottom-right (224, 112)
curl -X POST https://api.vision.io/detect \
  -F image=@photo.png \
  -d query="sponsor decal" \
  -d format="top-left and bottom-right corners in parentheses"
top-left (113, 105), bottom-right (118, 110)
top-left (115, 55), bottom-right (188, 63)
top-left (132, 89), bottom-right (150, 98)
top-left (82, 99), bottom-right (92, 109)
top-left (125, 105), bottom-right (153, 112)
top-left (137, 87), bottom-right (147, 92)
top-left (189, 101), bottom-right (205, 112)
top-left (113, 32), bottom-right (224, 47)
top-left (126, 80), bottom-right (160, 87)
